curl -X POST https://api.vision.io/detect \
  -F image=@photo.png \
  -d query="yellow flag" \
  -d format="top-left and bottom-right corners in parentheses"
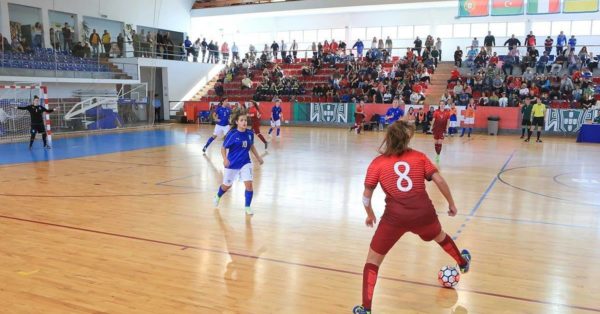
top-left (563, 0), bottom-right (599, 12)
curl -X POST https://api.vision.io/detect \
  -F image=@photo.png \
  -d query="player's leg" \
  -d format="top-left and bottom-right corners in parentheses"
top-left (268, 120), bottom-right (275, 135)
top-left (41, 131), bottom-right (49, 148)
top-left (520, 120), bottom-right (527, 138)
top-left (468, 126), bottom-right (472, 137)
top-left (276, 120), bottom-right (281, 137)
top-left (525, 121), bottom-right (533, 142)
top-left (432, 230), bottom-right (471, 273)
top-left (536, 121), bottom-right (543, 142)
top-left (354, 222), bottom-right (405, 314)
top-left (241, 164), bottom-right (254, 215)
top-left (215, 169), bottom-right (236, 207)
top-left (29, 129), bottom-right (37, 149)
top-left (204, 125), bottom-right (223, 152)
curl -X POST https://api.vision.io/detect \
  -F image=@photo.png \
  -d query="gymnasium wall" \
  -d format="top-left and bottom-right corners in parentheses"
top-left (191, 0), bottom-right (600, 61)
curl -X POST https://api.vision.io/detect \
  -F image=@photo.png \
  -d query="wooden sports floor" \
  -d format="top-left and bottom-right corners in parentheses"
top-left (1, 125), bottom-right (599, 314)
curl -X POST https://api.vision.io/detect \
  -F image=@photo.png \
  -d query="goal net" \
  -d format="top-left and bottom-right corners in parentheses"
top-left (0, 85), bottom-right (50, 144)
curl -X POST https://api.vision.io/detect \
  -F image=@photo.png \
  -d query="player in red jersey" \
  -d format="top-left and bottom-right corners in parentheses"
top-left (247, 101), bottom-right (268, 150)
top-left (352, 121), bottom-right (471, 314)
top-left (350, 101), bottom-right (366, 134)
top-left (431, 102), bottom-right (451, 163)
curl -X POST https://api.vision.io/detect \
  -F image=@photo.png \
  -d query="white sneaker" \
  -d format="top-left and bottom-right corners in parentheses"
top-left (214, 195), bottom-right (221, 207)
top-left (245, 206), bottom-right (254, 215)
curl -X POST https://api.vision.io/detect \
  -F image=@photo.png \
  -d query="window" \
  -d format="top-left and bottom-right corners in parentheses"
top-left (571, 20), bottom-right (591, 36)
top-left (304, 30), bottom-right (317, 43)
top-left (317, 29), bottom-right (331, 41)
top-left (366, 27), bottom-right (381, 41)
top-left (453, 24), bottom-right (470, 38)
top-left (413, 25), bottom-right (431, 39)
top-left (470, 23), bottom-right (488, 38)
top-left (531, 22), bottom-right (551, 37)
top-left (382, 26), bottom-right (397, 39)
top-left (506, 22), bottom-right (526, 37)
top-left (488, 22), bottom-right (506, 37)
top-left (434, 24), bottom-right (452, 38)
top-left (257, 32), bottom-right (272, 45)
top-left (397, 26), bottom-right (414, 39)
top-left (276, 31), bottom-right (289, 42)
top-left (290, 30), bottom-right (303, 43)
top-left (331, 28), bottom-right (345, 42)
top-left (350, 27), bottom-right (366, 41)
top-left (551, 21), bottom-right (570, 36)
top-left (593, 20), bottom-right (600, 35)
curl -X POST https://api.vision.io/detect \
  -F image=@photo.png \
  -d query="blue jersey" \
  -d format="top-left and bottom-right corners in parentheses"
top-left (386, 107), bottom-right (404, 122)
top-left (215, 106), bottom-right (231, 126)
top-left (272, 106), bottom-right (282, 121)
top-left (557, 35), bottom-right (567, 47)
top-left (223, 129), bottom-right (254, 169)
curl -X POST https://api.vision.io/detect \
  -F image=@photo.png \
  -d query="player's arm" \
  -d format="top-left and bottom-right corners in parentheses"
top-left (362, 186), bottom-right (376, 227)
top-left (221, 146), bottom-right (229, 168)
top-left (431, 172), bottom-right (457, 216)
top-left (43, 107), bottom-right (55, 113)
top-left (15, 105), bottom-right (28, 110)
top-left (213, 111), bottom-right (220, 123)
top-left (249, 144), bottom-right (264, 165)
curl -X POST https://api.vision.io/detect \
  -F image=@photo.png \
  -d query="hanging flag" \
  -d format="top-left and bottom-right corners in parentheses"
top-left (458, 0), bottom-right (489, 17)
top-left (563, 0), bottom-right (599, 13)
top-left (527, 0), bottom-right (560, 14)
top-left (491, 0), bottom-right (525, 15)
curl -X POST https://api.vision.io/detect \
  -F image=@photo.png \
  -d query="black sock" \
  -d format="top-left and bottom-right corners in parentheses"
top-left (521, 128), bottom-right (525, 137)
top-left (42, 134), bottom-right (47, 147)
top-left (29, 133), bottom-right (35, 148)
top-left (527, 130), bottom-right (532, 140)
top-left (537, 131), bottom-right (541, 140)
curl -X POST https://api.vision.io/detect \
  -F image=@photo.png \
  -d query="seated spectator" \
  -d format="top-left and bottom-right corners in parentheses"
top-left (11, 35), bottom-right (24, 53)
top-left (241, 75), bottom-right (253, 90)
top-left (214, 81), bottom-right (224, 97)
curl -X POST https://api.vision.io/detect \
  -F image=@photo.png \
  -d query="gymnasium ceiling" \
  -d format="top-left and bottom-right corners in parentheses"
top-left (192, 0), bottom-right (300, 9)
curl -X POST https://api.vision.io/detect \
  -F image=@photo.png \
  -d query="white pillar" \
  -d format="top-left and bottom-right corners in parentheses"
top-left (40, 7), bottom-right (51, 48)
top-left (0, 0), bottom-right (10, 40)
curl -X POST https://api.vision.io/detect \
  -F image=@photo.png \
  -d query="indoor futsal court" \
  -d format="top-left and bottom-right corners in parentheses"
top-left (1, 0), bottom-right (600, 313)
top-left (1, 126), bottom-right (599, 313)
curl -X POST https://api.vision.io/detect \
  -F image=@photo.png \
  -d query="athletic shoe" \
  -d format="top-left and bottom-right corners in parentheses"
top-left (435, 154), bottom-right (440, 164)
top-left (352, 305), bottom-right (371, 314)
top-left (459, 249), bottom-right (471, 274)
top-left (214, 195), bottom-right (221, 207)
top-left (265, 142), bottom-right (268, 150)
top-left (536, 139), bottom-right (542, 143)
top-left (245, 206), bottom-right (254, 215)
top-left (520, 135), bottom-right (524, 139)
top-left (524, 139), bottom-right (529, 142)
top-left (202, 146), bottom-right (207, 153)
top-left (44, 145), bottom-right (52, 150)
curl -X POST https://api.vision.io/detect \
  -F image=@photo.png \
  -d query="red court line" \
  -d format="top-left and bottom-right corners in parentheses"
top-left (0, 213), bottom-right (598, 313)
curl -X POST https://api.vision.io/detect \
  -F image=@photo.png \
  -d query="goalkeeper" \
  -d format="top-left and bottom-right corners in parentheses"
top-left (16, 96), bottom-right (54, 149)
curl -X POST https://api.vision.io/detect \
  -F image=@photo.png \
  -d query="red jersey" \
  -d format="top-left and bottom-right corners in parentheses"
top-left (248, 106), bottom-right (261, 128)
top-left (365, 149), bottom-right (439, 227)
top-left (432, 110), bottom-right (450, 132)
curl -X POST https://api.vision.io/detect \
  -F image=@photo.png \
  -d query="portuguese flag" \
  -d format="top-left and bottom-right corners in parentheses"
top-left (563, 0), bottom-right (599, 13)
top-left (527, 0), bottom-right (560, 14)
top-left (458, 0), bottom-right (489, 17)
top-left (491, 0), bottom-right (525, 15)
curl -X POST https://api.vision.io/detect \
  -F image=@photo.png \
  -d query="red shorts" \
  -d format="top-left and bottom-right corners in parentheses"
top-left (252, 123), bottom-right (262, 134)
top-left (370, 218), bottom-right (442, 255)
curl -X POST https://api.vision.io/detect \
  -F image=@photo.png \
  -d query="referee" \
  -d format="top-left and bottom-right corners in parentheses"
top-left (16, 95), bottom-right (54, 149)
top-left (526, 97), bottom-right (546, 143)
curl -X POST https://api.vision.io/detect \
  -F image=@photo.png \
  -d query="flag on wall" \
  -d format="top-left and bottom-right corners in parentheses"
top-left (527, 0), bottom-right (560, 14)
top-left (458, 0), bottom-right (489, 17)
top-left (491, 0), bottom-right (525, 15)
top-left (563, 0), bottom-right (599, 13)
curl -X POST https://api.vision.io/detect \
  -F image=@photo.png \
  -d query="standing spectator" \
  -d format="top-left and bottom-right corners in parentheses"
top-left (221, 42), bottom-right (229, 64)
top-left (425, 35), bottom-right (434, 52)
top-left (556, 31), bottom-right (567, 56)
top-left (525, 31), bottom-right (536, 52)
top-left (232, 42), bottom-right (239, 61)
top-left (62, 22), bottom-right (72, 51)
top-left (212, 41), bottom-right (219, 63)
top-left (280, 40), bottom-right (287, 60)
top-left (132, 30), bottom-right (140, 57)
top-left (454, 46), bottom-right (463, 67)
top-left (385, 36), bottom-right (392, 56)
top-left (431, 47), bottom-right (440, 67)
top-left (503, 34), bottom-right (521, 51)
top-left (207, 40), bottom-right (214, 63)
top-left (353, 39), bottom-right (364, 58)
top-left (184, 36), bottom-right (193, 59)
top-left (147, 31), bottom-right (155, 58)
top-left (312, 41), bottom-right (317, 57)
top-left (484, 31), bottom-right (495, 55)
top-left (156, 31), bottom-right (164, 58)
top-left (544, 36), bottom-right (553, 55)
top-left (192, 38), bottom-right (200, 62)
top-left (153, 94), bottom-right (162, 122)
top-left (568, 35), bottom-right (577, 52)
top-left (435, 37), bottom-right (442, 61)
top-left (371, 37), bottom-right (377, 49)
top-left (117, 31), bottom-right (124, 57)
top-left (471, 37), bottom-right (479, 49)
top-left (102, 30), bottom-right (111, 56)
top-left (271, 40), bottom-right (279, 60)
top-left (201, 38), bottom-right (207, 62)
top-left (49, 28), bottom-right (56, 50)
top-left (32, 22), bottom-right (43, 48)
top-left (537, 51), bottom-right (549, 74)
top-left (139, 30), bottom-right (148, 57)
top-left (290, 40), bottom-right (298, 60)
top-left (413, 36), bottom-right (422, 56)
top-left (164, 32), bottom-right (174, 60)
top-left (90, 28), bottom-right (100, 56)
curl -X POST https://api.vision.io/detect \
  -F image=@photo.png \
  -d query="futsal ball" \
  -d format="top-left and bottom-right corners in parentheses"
top-left (438, 265), bottom-right (460, 288)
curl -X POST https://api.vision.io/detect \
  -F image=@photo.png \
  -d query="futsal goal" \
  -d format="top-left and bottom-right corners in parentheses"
top-left (0, 84), bottom-right (51, 144)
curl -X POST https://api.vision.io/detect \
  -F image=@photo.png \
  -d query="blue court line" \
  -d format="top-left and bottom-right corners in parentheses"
top-left (452, 149), bottom-right (517, 240)
top-left (0, 129), bottom-right (189, 165)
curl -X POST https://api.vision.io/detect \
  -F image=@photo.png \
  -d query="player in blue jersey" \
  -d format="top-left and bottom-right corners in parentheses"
top-left (214, 110), bottom-right (264, 215)
top-left (385, 99), bottom-right (404, 124)
top-left (268, 100), bottom-right (283, 138)
top-left (203, 100), bottom-right (232, 153)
